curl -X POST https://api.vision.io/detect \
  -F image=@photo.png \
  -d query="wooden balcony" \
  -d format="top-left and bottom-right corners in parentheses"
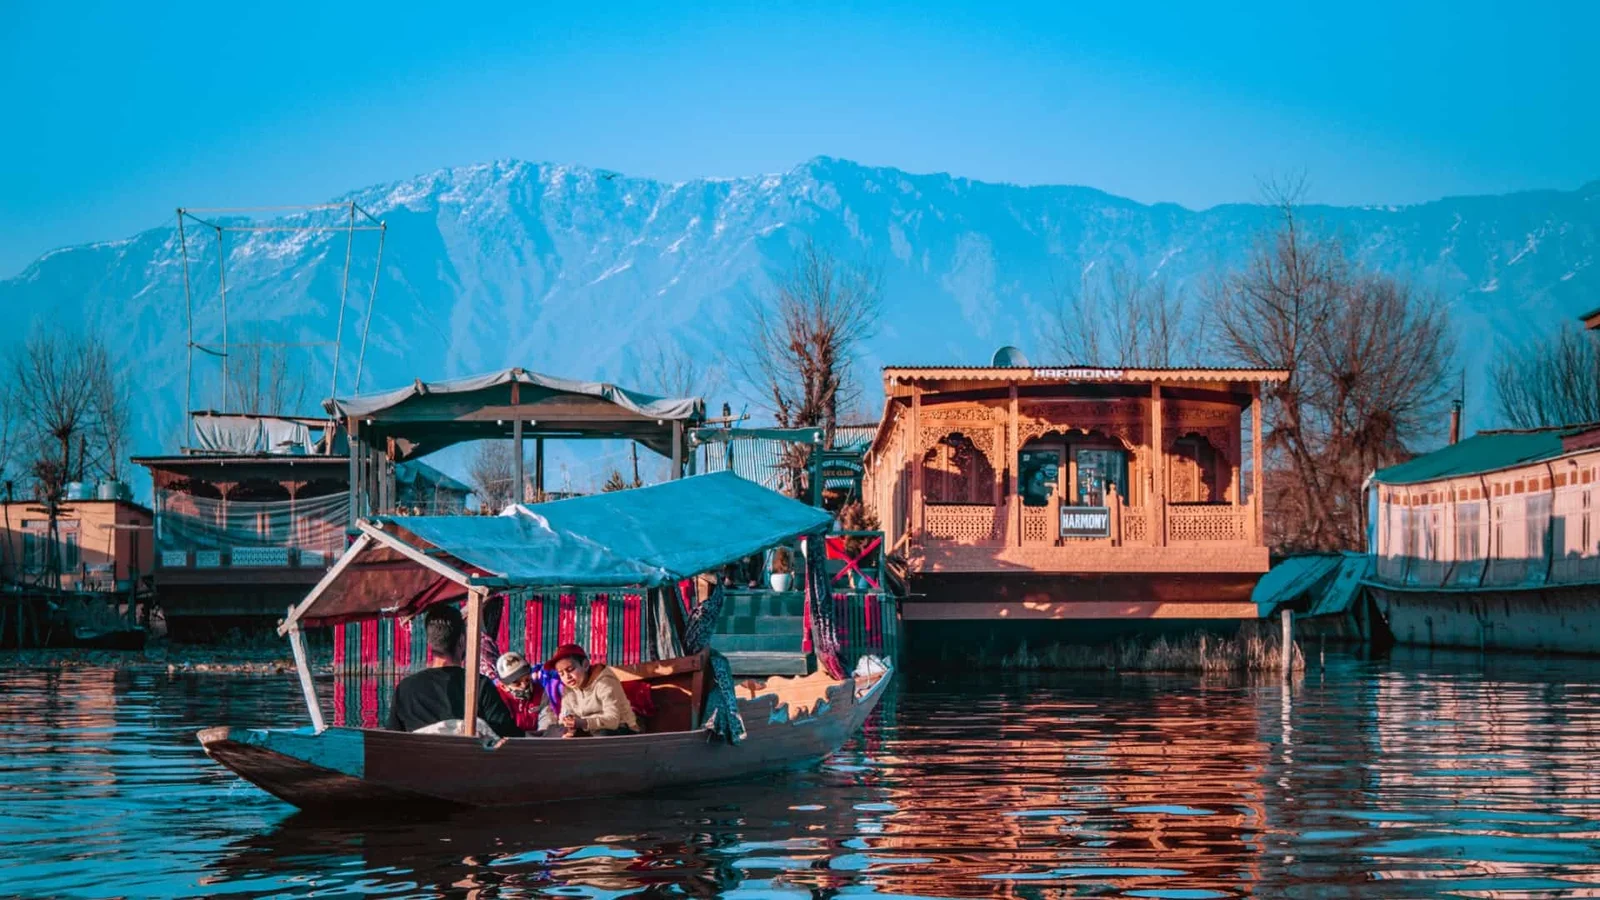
top-left (911, 499), bottom-right (1269, 575)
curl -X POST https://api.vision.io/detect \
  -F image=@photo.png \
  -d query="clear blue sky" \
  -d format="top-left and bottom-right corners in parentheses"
top-left (1, 0), bottom-right (1594, 277)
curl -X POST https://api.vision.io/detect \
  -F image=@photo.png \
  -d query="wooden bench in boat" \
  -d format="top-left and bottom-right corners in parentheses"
top-left (612, 650), bottom-right (710, 734)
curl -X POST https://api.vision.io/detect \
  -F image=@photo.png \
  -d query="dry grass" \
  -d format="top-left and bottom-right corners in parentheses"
top-left (989, 622), bottom-right (1305, 673)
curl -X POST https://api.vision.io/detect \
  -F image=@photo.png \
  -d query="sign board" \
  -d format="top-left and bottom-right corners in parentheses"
top-left (1034, 367), bottom-right (1125, 380)
top-left (1059, 506), bottom-right (1111, 539)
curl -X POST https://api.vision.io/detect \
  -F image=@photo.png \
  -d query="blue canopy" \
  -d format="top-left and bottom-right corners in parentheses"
top-left (503, 471), bottom-right (833, 582)
top-left (286, 472), bottom-right (831, 627)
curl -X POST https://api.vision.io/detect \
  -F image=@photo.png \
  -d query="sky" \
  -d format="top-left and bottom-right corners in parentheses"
top-left (1, 0), bottom-right (1594, 277)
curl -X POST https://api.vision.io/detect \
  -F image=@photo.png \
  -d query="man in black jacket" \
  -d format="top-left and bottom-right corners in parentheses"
top-left (385, 603), bottom-right (523, 737)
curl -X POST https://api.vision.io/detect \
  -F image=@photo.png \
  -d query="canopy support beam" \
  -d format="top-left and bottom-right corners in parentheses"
top-left (279, 532), bottom-right (375, 636)
top-left (287, 613), bottom-right (326, 732)
top-left (463, 586), bottom-right (486, 738)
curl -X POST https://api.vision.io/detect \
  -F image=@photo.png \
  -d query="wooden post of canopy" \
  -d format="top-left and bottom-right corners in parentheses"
top-left (671, 421), bottom-right (684, 480)
top-left (512, 383), bottom-right (525, 504)
top-left (1008, 383), bottom-right (1020, 547)
top-left (287, 606), bottom-right (326, 732)
top-left (463, 586), bottom-right (485, 737)
top-left (1151, 382), bottom-right (1165, 546)
top-left (1251, 383), bottom-right (1264, 545)
top-left (534, 438), bottom-right (545, 501)
top-left (347, 418), bottom-right (361, 528)
top-left (911, 385), bottom-right (923, 537)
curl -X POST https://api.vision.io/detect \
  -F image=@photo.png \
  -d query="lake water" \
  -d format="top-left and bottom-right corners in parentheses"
top-left (2, 650), bottom-right (1599, 898)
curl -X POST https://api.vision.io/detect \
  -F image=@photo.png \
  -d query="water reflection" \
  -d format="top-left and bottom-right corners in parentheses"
top-left (1, 650), bottom-right (1598, 898)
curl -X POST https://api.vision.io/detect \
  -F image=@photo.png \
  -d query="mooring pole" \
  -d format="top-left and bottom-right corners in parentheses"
top-left (1280, 607), bottom-right (1294, 678)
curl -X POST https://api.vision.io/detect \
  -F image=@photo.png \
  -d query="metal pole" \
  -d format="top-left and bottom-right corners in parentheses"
top-left (215, 227), bottom-right (229, 411)
top-left (353, 222), bottom-right (386, 396)
top-left (331, 201), bottom-right (357, 401)
top-left (534, 438), bottom-right (544, 500)
top-left (177, 211), bottom-right (195, 443)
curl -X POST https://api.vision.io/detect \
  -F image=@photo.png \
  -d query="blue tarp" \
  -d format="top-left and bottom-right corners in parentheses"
top-left (502, 471), bottom-right (833, 583)
top-left (291, 472), bottom-right (833, 627)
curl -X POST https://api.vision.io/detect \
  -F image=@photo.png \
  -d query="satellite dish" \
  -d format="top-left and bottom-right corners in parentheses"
top-left (991, 346), bottom-right (1029, 367)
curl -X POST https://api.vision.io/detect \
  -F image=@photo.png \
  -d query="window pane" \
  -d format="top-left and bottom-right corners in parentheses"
top-left (1018, 450), bottom-right (1060, 507)
top-left (1074, 448), bottom-right (1127, 506)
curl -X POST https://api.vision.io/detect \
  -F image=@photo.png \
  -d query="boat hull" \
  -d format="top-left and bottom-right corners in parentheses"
top-left (1369, 582), bottom-right (1600, 654)
top-left (200, 670), bottom-right (890, 812)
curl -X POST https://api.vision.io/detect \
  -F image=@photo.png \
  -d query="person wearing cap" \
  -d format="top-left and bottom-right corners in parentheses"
top-left (493, 651), bottom-right (556, 734)
top-left (547, 643), bottom-right (638, 737)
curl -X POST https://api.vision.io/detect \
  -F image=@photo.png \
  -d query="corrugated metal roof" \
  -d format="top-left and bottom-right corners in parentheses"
top-left (1372, 429), bottom-right (1571, 485)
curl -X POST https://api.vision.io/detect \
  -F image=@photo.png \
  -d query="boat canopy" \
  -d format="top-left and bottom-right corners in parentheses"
top-left (280, 472), bottom-right (832, 632)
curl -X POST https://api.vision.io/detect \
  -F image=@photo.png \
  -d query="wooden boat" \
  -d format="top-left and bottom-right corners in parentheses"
top-left (198, 473), bottom-right (892, 812)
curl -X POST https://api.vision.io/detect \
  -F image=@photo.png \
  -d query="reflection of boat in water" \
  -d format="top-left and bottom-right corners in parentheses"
top-left (198, 474), bottom-right (891, 811)
top-left (206, 771), bottom-right (886, 895)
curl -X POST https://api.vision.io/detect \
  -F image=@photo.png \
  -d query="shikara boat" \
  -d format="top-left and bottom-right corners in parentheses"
top-left (198, 473), bottom-right (892, 812)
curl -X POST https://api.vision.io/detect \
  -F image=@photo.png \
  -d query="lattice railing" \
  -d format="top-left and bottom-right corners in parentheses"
top-left (924, 503), bottom-right (1002, 544)
top-left (1020, 507), bottom-right (1053, 544)
top-left (1121, 509), bottom-right (1150, 544)
top-left (1165, 505), bottom-right (1248, 543)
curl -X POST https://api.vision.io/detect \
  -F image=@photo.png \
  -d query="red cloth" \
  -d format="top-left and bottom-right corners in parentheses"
top-left (621, 679), bottom-right (656, 718)
top-left (494, 682), bottom-right (545, 733)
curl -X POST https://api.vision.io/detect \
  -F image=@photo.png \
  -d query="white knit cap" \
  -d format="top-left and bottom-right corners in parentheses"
top-left (495, 651), bottom-right (532, 683)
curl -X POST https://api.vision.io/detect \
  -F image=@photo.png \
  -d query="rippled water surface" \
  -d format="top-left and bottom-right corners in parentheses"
top-left (3, 651), bottom-right (1600, 898)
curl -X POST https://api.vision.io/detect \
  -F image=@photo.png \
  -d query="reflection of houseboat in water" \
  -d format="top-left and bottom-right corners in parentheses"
top-left (1367, 423), bottom-right (1600, 653)
top-left (863, 350), bottom-right (1287, 656)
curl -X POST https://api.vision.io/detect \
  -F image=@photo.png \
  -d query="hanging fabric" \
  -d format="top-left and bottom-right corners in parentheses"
top-left (804, 533), bottom-right (847, 678)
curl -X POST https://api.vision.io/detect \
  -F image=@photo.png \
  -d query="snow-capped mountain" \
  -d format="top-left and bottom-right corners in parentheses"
top-left (2, 156), bottom-right (1596, 468)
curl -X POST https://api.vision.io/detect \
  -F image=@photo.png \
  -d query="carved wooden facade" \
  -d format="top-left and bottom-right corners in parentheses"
top-left (863, 366), bottom-right (1287, 582)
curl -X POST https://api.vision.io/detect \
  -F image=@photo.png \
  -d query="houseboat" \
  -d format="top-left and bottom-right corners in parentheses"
top-left (134, 411), bottom-right (471, 640)
top-left (862, 352), bottom-right (1287, 656)
top-left (1367, 423), bottom-right (1600, 654)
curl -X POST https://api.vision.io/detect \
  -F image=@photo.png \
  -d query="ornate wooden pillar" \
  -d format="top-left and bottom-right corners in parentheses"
top-left (1008, 384), bottom-right (1020, 546)
top-left (1251, 383), bottom-right (1264, 546)
top-left (910, 385), bottom-right (923, 537)
top-left (1151, 383), bottom-right (1166, 546)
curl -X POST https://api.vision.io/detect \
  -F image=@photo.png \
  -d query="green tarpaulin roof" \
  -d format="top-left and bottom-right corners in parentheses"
top-left (1372, 429), bottom-right (1573, 485)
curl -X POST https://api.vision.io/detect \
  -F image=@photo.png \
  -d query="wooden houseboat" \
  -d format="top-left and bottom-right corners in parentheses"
top-left (134, 412), bottom-right (474, 640)
top-left (198, 472), bottom-right (890, 812)
top-left (862, 359), bottom-right (1287, 655)
top-left (1367, 424), bottom-right (1600, 654)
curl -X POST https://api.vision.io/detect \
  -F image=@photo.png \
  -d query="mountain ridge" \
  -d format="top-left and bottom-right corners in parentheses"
top-left (2, 157), bottom-right (1596, 481)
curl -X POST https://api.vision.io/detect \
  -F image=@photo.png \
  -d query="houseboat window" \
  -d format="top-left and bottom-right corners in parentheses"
top-left (921, 433), bottom-right (996, 505)
top-left (1526, 493), bottom-right (1552, 558)
top-left (1018, 449), bottom-right (1061, 507)
top-left (1073, 448), bottom-right (1127, 506)
top-left (1455, 502), bottom-right (1482, 560)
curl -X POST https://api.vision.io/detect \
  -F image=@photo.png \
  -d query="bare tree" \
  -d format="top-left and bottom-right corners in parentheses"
top-left (1210, 185), bottom-right (1453, 551)
top-left (468, 441), bottom-right (524, 512)
top-left (1050, 263), bottom-right (1188, 366)
top-left (1493, 324), bottom-right (1600, 428)
top-left (629, 338), bottom-right (723, 402)
top-left (10, 327), bottom-right (131, 585)
top-left (600, 469), bottom-right (641, 493)
top-left (736, 238), bottom-right (883, 445)
top-left (226, 338), bottom-right (308, 415)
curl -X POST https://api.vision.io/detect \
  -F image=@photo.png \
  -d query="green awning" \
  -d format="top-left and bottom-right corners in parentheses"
top-left (1372, 430), bottom-right (1572, 485)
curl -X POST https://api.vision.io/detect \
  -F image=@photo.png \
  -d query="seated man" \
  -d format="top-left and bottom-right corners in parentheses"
top-left (493, 651), bottom-right (556, 734)
top-left (386, 604), bottom-right (523, 737)
top-left (546, 643), bottom-right (639, 737)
